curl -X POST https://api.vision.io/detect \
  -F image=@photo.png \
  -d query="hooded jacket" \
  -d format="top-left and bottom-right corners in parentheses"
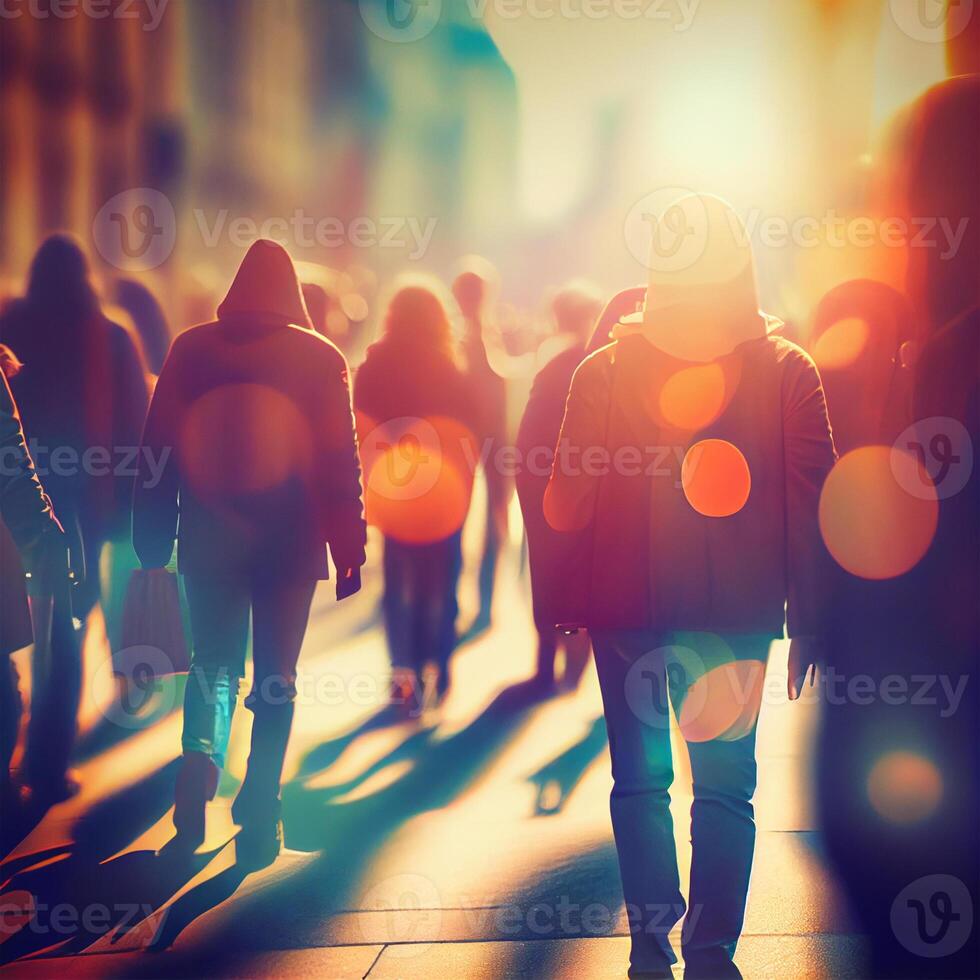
top-left (133, 240), bottom-right (366, 580)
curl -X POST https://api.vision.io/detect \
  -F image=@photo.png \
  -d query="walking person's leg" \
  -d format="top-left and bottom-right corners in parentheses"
top-left (382, 537), bottom-right (421, 711)
top-left (669, 634), bottom-right (768, 978)
top-left (592, 630), bottom-right (684, 976)
top-left (233, 577), bottom-right (315, 866)
top-left (175, 574), bottom-right (250, 845)
top-left (430, 531), bottom-right (462, 701)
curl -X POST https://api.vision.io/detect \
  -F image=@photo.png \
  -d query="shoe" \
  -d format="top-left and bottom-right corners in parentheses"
top-left (22, 770), bottom-right (81, 808)
top-left (172, 751), bottom-right (219, 848)
top-left (236, 818), bottom-right (283, 870)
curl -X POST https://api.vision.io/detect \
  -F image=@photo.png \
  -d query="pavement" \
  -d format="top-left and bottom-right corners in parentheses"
top-left (0, 507), bottom-right (867, 978)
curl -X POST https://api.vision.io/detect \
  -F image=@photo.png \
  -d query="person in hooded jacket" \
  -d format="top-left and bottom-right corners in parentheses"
top-left (133, 239), bottom-right (366, 866)
top-left (354, 281), bottom-right (476, 709)
top-left (546, 194), bottom-right (836, 978)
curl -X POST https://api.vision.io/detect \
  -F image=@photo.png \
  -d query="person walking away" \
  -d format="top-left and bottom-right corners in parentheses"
top-left (134, 239), bottom-right (366, 867)
top-left (354, 281), bottom-right (477, 711)
top-left (515, 281), bottom-right (605, 692)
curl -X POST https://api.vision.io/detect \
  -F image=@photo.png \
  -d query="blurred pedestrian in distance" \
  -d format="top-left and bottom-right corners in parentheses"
top-left (547, 194), bottom-right (836, 978)
top-left (113, 277), bottom-right (172, 377)
top-left (453, 257), bottom-right (509, 637)
top-left (0, 345), bottom-right (73, 816)
top-left (355, 279), bottom-right (477, 711)
top-left (134, 239), bottom-right (366, 866)
top-left (515, 280), bottom-right (604, 692)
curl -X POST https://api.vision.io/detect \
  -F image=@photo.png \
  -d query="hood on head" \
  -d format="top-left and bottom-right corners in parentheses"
top-left (615, 193), bottom-right (770, 362)
top-left (217, 239), bottom-right (313, 330)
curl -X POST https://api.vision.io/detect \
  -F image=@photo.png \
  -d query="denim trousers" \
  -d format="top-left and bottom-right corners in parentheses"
top-left (181, 573), bottom-right (316, 769)
top-left (591, 629), bottom-right (770, 973)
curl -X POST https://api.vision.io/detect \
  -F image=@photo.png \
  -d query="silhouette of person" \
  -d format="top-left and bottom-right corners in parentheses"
top-left (546, 194), bottom-right (836, 978)
top-left (354, 281), bottom-right (477, 709)
top-left (133, 239), bottom-right (366, 867)
top-left (0, 235), bottom-right (146, 802)
top-left (453, 259), bottom-right (509, 634)
top-left (816, 75), bottom-right (980, 980)
top-left (113, 276), bottom-right (172, 377)
top-left (0, 347), bottom-right (71, 816)
top-left (515, 281), bottom-right (604, 691)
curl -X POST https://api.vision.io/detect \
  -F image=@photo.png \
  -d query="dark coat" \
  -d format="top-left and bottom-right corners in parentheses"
top-left (353, 339), bottom-right (477, 545)
top-left (0, 370), bottom-right (59, 655)
top-left (0, 301), bottom-right (148, 540)
top-left (547, 333), bottom-right (837, 635)
top-left (516, 344), bottom-right (590, 629)
top-left (133, 239), bottom-right (365, 581)
top-left (133, 317), bottom-right (366, 581)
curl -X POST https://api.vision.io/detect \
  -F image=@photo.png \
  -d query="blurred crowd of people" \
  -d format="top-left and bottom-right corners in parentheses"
top-left (0, 75), bottom-right (976, 979)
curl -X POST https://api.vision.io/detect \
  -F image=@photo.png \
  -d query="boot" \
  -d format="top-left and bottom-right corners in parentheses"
top-left (171, 750), bottom-right (219, 848)
top-left (232, 698), bottom-right (294, 869)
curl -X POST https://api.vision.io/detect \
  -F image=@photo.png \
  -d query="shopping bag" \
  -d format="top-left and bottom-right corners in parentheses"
top-left (119, 568), bottom-right (190, 674)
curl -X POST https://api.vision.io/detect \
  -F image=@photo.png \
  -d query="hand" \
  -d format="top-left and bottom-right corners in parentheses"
top-left (787, 635), bottom-right (821, 701)
top-left (336, 566), bottom-right (361, 601)
top-left (22, 525), bottom-right (70, 598)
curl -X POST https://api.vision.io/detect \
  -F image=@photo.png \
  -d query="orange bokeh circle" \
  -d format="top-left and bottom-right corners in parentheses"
top-left (818, 446), bottom-right (938, 580)
top-left (180, 383), bottom-right (312, 499)
top-left (359, 415), bottom-right (477, 544)
top-left (681, 439), bottom-right (751, 517)
top-left (867, 751), bottom-right (943, 825)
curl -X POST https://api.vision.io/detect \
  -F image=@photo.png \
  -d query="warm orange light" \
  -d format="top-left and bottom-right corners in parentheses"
top-left (180, 383), bottom-right (312, 498)
top-left (867, 751), bottom-right (942, 825)
top-left (819, 446), bottom-right (938, 579)
top-left (812, 317), bottom-right (870, 371)
top-left (360, 415), bottom-right (477, 544)
top-left (678, 659), bottom-right (766, 742)
top-left (658, 362), bottom-right (728, 431)
top-left (681, 439), bottom-right (751, 517)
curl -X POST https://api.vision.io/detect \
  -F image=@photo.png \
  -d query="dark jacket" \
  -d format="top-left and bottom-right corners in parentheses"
top-left (354, 338), bottom-right (477, 545)
top-left (0, 369), bottom-right (59, 655)
top-left (516, 344), bottom-right (591, 628)
top-left (133, 241), bottom-right (366, 581)
top-left (0, 240), bottom-right (149, 538)
top-left (547, 333), bottom-right (837, 635)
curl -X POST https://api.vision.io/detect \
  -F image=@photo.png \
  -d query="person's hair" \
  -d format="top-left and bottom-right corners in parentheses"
top-left (380, 282), bottom-right (455, 360)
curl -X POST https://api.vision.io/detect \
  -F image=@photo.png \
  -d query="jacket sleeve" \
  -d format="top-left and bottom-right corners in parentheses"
top-left (544, 353), bottom-right (613, 533)
top-left (319, 351), bottom-right (367, 572)
top-left (0, 370), bottom-right (60, 550)
top-left (782, 347), bottom-right (837, 637)
top-left (132, 338), bottom-right (182, 568)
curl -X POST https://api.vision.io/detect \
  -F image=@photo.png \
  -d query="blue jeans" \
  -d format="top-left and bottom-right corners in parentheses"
top-left (592, 629), bottom-right (769, 974)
